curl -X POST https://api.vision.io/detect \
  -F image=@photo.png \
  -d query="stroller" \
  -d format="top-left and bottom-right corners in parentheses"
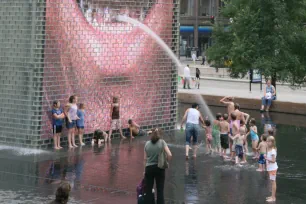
top-left (137, 178), bottom-right (155, 204)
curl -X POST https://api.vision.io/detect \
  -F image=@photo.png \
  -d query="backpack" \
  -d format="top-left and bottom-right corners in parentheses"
top-left (136, 178), bottom-right (155, 204)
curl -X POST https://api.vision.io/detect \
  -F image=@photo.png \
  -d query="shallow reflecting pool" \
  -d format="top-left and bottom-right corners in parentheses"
top-left (0, 105), bottom-right (305, 203)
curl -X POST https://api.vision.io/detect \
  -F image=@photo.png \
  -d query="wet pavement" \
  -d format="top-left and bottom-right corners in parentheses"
top-left (0, 106), bottom-right (306, 203)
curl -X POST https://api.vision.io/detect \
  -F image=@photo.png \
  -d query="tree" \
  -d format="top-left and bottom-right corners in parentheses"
top-left (207, 0), bottom-right (306, 87)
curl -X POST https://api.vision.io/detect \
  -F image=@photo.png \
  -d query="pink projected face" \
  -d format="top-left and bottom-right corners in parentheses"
top-left (42, 0), bottom-right (174, 137)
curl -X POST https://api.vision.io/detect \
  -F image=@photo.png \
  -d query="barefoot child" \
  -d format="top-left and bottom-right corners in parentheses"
top-left (265, 136), bottom-right (278, 202)
top-left (212, 113), bottom-right (222, 154)
top-left (107, 97), bottom-right (126, 141)
top-left (52, 101), bottom-right (65, 150)
top-left (128, 119), bottom-right (146, 139)
top-left (76, 103), bottom-right (86, 146)
top-left (230, 112), bottom-right (240, 160)
top-left (240, 121), bottom-right (248, 163)
top-left (203, 119), bottom-right (213, 154)
top-left (92, 129), bottom-right (108, 145)
top-left (247, 118), bottom-right (259, 159)
top-left (256, 134), bottom-right (268, 172)
top-left (64, 95), bottom-right (80, 148)
top-left (229, 127), bottom-right (245, 165)
top-left (220, 114), bottom-right (230, 158)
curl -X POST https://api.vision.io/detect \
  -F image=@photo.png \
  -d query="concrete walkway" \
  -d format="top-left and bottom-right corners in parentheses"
top-left (178, 78), bottom-right (306, 104)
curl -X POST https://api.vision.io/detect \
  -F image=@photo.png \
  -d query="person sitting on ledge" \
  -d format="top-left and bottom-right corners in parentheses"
top-left (261, 80), bottom-right (276, 112)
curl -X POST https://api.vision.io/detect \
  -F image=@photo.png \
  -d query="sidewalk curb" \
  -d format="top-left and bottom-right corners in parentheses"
top-left (178, 75), bottom-right (297, 86)
top-left (177, 92), bottom-right (306, 115)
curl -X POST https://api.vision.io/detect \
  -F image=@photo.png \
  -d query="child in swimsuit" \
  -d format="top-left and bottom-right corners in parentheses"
top-left (265, 136), bottom-right (278, 202)
top-left (256, 134), bottom-right (268, 172)
top-left (219, 113), bottom-right (230, 158)
top-left (230, 112), bottom-right (240, 160)
top-left (229, 126), bottom-right (246, 165)
top-left (212, 113), bottom-right (222, 154)
top-left (246, 118), bottom-right (259, 159)
top-left (203, 119), bottom-right (213, 154)
top-left (240, 122), bottom-right (248, 163)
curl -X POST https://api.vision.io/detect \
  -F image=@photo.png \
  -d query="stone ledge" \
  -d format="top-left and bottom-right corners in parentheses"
top-left (177, 92), bottom-right (306, 115)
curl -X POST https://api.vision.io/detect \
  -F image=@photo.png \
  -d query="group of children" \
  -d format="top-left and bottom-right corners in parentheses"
top-left (51, 95), bottom-right (145, 149)
top-left (51, 97), bottom-right (86, 150)
top-left (203, 111), bottom-right (278, 202)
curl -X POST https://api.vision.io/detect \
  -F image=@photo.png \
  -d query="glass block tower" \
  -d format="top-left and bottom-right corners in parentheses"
top-left (0, 0), bottom-right (179, 148)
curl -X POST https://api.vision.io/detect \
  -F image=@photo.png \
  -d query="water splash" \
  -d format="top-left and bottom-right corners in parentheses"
top-left (0, 145), bottom-right (50, 156)
top-left (195, 95), bottom-right (214, 121)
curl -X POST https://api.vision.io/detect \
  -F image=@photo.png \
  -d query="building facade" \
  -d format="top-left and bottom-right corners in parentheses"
top-left (180, 0), bottom-right (223, 56)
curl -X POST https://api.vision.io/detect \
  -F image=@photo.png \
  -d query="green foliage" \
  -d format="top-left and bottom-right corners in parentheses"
top-left (207, 0), bottom-right (306, 85)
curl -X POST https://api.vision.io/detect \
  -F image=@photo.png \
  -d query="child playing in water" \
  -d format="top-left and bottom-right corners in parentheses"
top-left (92, 129), bottom-right (108, 145)
top-left (107, 97), bottom-right (126, 141)
top-left (52, 101), bottom-right (65, 150)
top-left (128, 119), bottom-right (146, 139)
top-left (220, 113), bottom-right (230, 158)
top-left (229, 127), bottom-right (246, 165)
top-left (246, 118), bottom-right (259, 159)
top-left (203, 119), bottom-right (213, 154)
top-left (76, 103), bottom-right (86, 146)
top-left (240, 121), bottom-right (248, 163)
top-left (230, 112), bottom-right (239, 160)
top-left (212, 113), bottom-right (222, 154)
top-left (256, 134), bottom-right (268, 172)
top-left (265, 136), bottom-right (278, 202)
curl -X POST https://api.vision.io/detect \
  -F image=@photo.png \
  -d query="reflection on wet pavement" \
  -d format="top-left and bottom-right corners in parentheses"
top-left (0, 106), bottom-right (306, 203)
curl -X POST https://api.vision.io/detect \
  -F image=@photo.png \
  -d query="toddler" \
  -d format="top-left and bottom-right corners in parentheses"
top-left (229, 127), bottom-right (245, 165)
top-left (212, 113), bottom-right (222, 154)
top-left (203, 119), bottom-right (213, 154)
top-left (256, 134), bottom-right (268, 172)
top-left (247, 118), bottom-right (259, 159)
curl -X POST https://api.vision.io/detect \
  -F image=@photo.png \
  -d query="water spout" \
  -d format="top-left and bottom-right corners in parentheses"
top-left (116, 15), bottom-right (182, 71)
top-left (116, 15), bottom-right (215, 122)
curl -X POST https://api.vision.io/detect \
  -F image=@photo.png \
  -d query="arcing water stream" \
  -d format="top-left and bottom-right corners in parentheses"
top-left (117, 15), bottom-right (215, 121)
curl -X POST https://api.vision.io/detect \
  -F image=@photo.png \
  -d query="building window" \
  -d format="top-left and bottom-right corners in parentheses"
top-left (199, 0), bottom-right (215, 17)
top-left (180, 0), bottom-right (195, 16)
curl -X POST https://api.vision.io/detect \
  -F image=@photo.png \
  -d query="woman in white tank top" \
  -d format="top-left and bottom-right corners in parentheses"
top-left (65, 95), bottom-right (79, 148)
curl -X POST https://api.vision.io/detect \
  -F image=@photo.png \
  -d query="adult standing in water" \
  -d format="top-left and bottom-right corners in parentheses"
top-left (261, 79), bottom-right (276, 112)
top-left (181, 103), bottom-right (205, 159)
top-left (144, 128), bottom-right (172, 204)
top-left (234, 103), bottom-right (250, 125)
top-left (65, 95), bottom-right (79, 148)
top-left (220, 96), bottom-right (235, 121)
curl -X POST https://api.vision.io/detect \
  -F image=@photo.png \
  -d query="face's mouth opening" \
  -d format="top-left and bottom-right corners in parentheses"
top-left (76, 0), bottom-right (154, 31)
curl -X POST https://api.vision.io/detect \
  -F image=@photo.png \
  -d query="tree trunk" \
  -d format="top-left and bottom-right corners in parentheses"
top-left (271, 72), bottom-right (277, 89)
